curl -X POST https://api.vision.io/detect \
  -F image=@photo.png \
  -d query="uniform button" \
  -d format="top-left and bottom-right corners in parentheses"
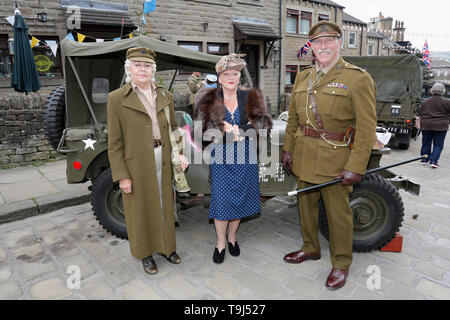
top-left (332, 91), bottom-right (336, 94)
top-left (334, 146), bottom-right (337, 149)
top-left (314, 91), bottom-right (317, 94)
top-left (309, 105), bottom-right (312, 109)
top-left (306, 120), bottom-right (310, 124)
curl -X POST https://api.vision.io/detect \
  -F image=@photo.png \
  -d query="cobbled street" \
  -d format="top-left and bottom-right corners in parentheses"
top-left (0, 136), bottom-right (449, 300)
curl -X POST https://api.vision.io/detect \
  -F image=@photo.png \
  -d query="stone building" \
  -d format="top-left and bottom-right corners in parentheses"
top-left (282, 0), bottom-right (344, 97)
top-left (341, 12), bottom-right (367, 57)
top-left (140, 0), bottom-right (283, 115)
top-left (0, 0), bottom-right (283, 167)
top-left (1, 0), bottom-right (283, 112)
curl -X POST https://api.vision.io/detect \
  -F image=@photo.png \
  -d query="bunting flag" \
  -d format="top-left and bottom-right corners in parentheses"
top-left (65, 33), bottom-right (75, 41)
top-left (129, 33), bottom-right (133, 38)
top-left (297, 40), bottom-right (311, 59)
top-left (47, 40), bottom-right (58, 57)
top-left (5, 15), bottom-right (15, 25)
top-left (144, 0), bottom-right (157, 14)
top-left (141, 14), bottom-right (147, 25)
top-left (96, 38), bottom-right (104, 43)
top-left (31, 36), bottom-right (40, 48)
top-left (77, 33), bottom-right (86, 43)
top-left (422, 40), bottom-right (431, 69)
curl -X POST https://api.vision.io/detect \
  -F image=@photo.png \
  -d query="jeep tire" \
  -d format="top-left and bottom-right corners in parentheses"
top-left (318, 174), bottom-right (404, 252)
top-left (43, 85), bottom-right (66, 150)
top-left (91, 168), bottom-right (128, 239)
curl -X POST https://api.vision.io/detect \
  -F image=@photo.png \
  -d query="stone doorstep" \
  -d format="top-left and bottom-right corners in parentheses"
top-left (0, 190), bottom-right (90, 224)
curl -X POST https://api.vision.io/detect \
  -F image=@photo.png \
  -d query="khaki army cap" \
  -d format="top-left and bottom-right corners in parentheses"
top-left (308, 21), bottom-right (342, 41)
top-left (126, 47), bottom-right (156, 63)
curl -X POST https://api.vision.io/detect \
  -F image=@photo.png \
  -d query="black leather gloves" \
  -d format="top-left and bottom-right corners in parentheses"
top-left (334, 169), bottom-right (362, 186)
top-left (281, 151), bottom-right (292, 175)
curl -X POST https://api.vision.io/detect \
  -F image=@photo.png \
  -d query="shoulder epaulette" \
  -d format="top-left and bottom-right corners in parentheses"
top-left (342, 61), bottom-right (366, 73)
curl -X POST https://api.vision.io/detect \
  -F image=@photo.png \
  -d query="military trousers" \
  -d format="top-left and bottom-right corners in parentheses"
top-left (297, 179), bottom-right (353, 269)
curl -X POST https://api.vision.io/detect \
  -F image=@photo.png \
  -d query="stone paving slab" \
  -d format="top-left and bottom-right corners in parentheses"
top-left (0, 160), bottom-right (91, 224)
top-left (0, 137), bottom-right (448, 300)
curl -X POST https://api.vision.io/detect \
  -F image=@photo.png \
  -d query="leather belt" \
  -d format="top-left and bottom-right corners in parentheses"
top-left (153, 139), bottom-right (162, 148)
top-left (301, 126), bottom-right (346, 142)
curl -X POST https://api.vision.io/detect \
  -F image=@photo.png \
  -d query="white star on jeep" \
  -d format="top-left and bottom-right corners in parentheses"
top-left (82, 138), bottom-right (96, 150)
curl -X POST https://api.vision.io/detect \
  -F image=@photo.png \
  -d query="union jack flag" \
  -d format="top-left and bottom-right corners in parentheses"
top-left (422, 40), bottom-right (431, 69)
top-left (297, 40), bottom-right (311, 58)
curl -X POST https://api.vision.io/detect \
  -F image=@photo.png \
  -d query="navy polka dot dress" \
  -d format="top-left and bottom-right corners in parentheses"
top-left (209, 106), bottom-right (261, 220)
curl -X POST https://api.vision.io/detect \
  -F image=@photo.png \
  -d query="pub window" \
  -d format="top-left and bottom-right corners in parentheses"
top-left (285, 65), bottom-right (297, 85)
top-left (32, 36), bottom-right (63, 77)
top-left (299, 12), bottom-right (312, 35)
top-left (286, 9), bottom-right (299, 34)
top-left (318, 14), bottom-right (329, 21)
top-left (0, 35), bottom-right (12, 78)
top-left (368, 44), bottom-right (375, 55)
top-left (178, 41), bottom-right (202, 52)
top-left (178, 41), bottom-right (202, 74)
top-left (348, 31), bottom-right (357, 48)
top-left (207, 43), bottom-right (229, 55)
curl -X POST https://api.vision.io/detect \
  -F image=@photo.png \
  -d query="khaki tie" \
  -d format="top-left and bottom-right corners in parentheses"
top-left (312, 70), bottom-right (325, 88)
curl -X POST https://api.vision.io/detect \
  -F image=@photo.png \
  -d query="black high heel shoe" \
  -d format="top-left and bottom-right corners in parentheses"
top-left (213, 247), bottom-right (225, 263)
top-left (227, 237), bottom-right (240, 257)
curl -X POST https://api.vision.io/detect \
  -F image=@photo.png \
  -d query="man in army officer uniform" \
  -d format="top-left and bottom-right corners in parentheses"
top-left (281, 21), bottom-right (377, 290)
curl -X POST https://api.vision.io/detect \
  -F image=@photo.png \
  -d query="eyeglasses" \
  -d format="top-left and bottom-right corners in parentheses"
top-left (311, 37), bottom-right (338, 46)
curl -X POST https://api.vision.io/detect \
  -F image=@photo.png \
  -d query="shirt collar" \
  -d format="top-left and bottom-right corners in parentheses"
top-left (131, 81), bottom-right (156, 93)
top-left (315, 54), bottom-right (341, 75)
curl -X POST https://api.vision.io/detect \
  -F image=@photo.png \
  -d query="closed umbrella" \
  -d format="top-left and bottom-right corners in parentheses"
top-left (10, 13), bottom-right (41, 93)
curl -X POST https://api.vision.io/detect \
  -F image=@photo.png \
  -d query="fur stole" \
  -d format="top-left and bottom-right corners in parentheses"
top-left (197, 88), bottom-right (272, 134)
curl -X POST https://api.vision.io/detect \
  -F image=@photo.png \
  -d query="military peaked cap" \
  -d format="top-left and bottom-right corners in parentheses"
top-left (126, 47), bottom-right (156, 63)
top-left (309, 21), bottom-right (342, 41)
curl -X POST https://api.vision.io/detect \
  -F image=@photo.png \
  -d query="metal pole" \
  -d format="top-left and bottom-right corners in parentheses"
top-left (287, 155), bottom-right (427, 196)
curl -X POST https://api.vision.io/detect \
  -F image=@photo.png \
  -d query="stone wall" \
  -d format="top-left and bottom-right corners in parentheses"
top-left (0, 90), bottom-right (193, 168)
top-left (0, 92), bottom-right (65, 168)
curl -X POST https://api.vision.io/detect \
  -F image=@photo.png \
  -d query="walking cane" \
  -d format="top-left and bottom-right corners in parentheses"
top-left (287, 155), bottom-right (428, 196)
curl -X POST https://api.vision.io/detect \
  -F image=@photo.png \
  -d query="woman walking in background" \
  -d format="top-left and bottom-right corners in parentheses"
top-left (419, 82), bottom-right (450, 168)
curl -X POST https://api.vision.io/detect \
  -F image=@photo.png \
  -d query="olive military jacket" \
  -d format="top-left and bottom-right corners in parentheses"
top-left (107, 82), bottom-right (178, 259)
top-left (283, 57), bottom-right (377, 184)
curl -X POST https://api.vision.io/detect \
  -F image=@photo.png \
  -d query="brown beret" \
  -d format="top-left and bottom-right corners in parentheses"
top-left (308, 21), bottom-right (342, 41)
top-left (126, 47), bottom-right (156, 63)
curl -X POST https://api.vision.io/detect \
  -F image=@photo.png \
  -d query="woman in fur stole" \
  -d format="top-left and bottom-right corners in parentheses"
top-left (197, 54), bottom-right (272, 263)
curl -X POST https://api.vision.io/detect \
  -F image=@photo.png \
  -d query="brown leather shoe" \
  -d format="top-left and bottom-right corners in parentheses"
top-left (167, 252), bottom-right (181, 264)
top-left (142, 256), bottom-right (158, 274)
top-left (326, 268), bottom-right (349, 290)
top-left (283, 250), bottom-right (321, 264)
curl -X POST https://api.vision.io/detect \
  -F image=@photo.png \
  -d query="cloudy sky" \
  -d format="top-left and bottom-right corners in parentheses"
top-left (336, 0), bottom-right (450, 52)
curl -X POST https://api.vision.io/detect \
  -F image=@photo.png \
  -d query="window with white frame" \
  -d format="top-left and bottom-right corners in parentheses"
top-left (348, 31), bottom-right (357, 48)
top-left (368, 44), bottom-right (375, 55)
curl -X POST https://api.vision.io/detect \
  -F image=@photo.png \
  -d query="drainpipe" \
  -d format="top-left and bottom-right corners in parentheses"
top-left (360, 26), bottom-right (363, 55)
top-left (278, 0), bottom-right (282, 115)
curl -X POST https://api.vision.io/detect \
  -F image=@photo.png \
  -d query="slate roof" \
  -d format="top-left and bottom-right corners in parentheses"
top-left (342, 12), bottom-right (367, 25)
top-left (307, 0), bottom-right (345, 8)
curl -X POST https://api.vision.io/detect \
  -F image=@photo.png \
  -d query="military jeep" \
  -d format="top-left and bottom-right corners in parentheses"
top-left (43, 36), bottom-right (421, 253)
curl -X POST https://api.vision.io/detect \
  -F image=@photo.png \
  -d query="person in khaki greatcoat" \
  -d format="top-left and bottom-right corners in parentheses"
top-left (282, 21), bottom-right (377, 290)
top-left (107, 47), bottom-right (188, 275)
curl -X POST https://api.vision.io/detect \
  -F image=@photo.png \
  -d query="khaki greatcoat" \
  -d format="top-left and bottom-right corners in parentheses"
top-left (107, 82), bottom-right (178, 259)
